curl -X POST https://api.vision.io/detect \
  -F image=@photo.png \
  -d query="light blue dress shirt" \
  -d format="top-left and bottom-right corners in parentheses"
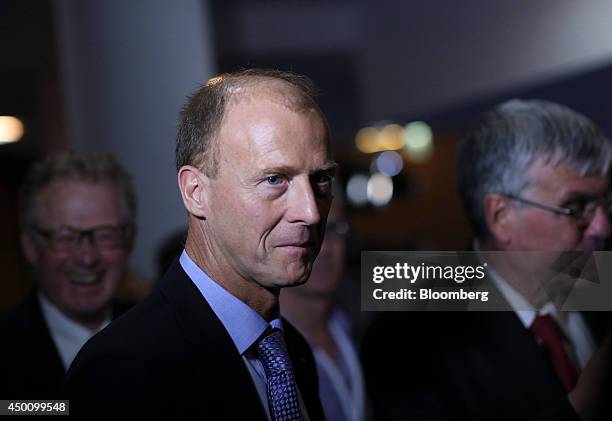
top-left (179, 250), bottom-right (282, 420)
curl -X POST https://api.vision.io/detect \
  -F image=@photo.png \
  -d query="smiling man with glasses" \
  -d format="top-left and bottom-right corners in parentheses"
top-left (0, 151), bottom-right (136, 399)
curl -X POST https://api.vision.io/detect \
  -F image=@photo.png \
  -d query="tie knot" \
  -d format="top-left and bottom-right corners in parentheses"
top-left (530, 314), bottom-right (564, 343)
top-left (256, 329), bottom-right (293, 377)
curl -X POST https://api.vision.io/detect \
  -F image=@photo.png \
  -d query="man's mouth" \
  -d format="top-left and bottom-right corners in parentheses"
top-left (68, 273), bottom-right (102, 285)
top-left (277, 241), bottom-right (314, 250)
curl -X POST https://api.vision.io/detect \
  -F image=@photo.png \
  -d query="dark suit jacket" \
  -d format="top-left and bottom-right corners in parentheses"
top-left (0, 290), bottom-right (132, 399)
top-left (62, 259), bottom-right (325, 419)
top-left (361, 310), bottom-right (610, 421)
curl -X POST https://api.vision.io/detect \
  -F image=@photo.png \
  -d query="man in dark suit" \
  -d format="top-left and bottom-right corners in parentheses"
top-left (0, 151), bottom-right (136, 399)
top-left (362, 99), bottom-right (611, 420)
top-left (63, 69), bottom-right (335, 419)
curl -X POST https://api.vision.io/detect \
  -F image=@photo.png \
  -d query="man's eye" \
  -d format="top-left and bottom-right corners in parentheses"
top-left (312, 173), bottom-right (332, 185)
top-left (565, 202), bottom-right (587, 215)
top-left (266, 175), bottom-right (284, 185)
top-left (95, 228), bottom-right (123, 244)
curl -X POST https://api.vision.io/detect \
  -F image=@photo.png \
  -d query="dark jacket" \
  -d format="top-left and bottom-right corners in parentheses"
top-left (0, 290), bottom-right (133, 399)
top-left (361, 309), bottom-right (610, 421)
top-left (62, 259), bottom-right (325, 419)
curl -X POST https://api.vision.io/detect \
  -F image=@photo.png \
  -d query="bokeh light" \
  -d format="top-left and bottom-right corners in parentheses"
top-left (355, 123), bottom-right (405, 154)
top-left (346, 174), bottom-right (369, 206)
top-left (404, 121), bottom-right (433, 162)
top-left (375, 151), bottom-right (403, 177)
top-left (355, 127), bottom-right (379, 153)
top-left (367, 173), bottom-right (393, 206)
top-left (378, 124), bottom-right (404, 151)
top-left (0, 116), bottom-right (24, 144)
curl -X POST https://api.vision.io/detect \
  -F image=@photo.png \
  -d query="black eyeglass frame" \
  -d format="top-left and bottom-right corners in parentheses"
top-left (30, 224), bottom-right (133, 251)
top-left (503, 193), bottom-right (612, 225)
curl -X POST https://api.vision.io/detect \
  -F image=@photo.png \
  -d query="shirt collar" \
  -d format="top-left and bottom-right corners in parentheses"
top-left (473, 239), bottom-right (556, 328)
top-left (179, 250), bottom-right (282, 355)
top-left (38, 291), bottom-right (110, 369)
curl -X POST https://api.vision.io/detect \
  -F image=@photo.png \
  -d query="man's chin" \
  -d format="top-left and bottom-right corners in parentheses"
top-left (280, 267), bottom-right (312, 288)
top-left (284, 272), bottom-right (311, 288)
top-left (62, 305), bottom-right (110, 325)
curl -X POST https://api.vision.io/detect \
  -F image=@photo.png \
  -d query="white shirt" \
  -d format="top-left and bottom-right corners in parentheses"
top-left (474, 241), bottom-right (596, 368)
top-left (311, 310), bottom-right (366, 421)
top-left (38, 292), bottom-right (110, 371)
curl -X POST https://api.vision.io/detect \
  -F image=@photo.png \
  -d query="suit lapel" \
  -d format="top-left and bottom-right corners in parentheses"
top-left (461, 312), bottom-right (568, 405)
top-left (159, 260), bottom-right (268, 419)
top-left (581, 311), bottom-right (612, 345)
top-left (30, 293), bottom-right (66, 375)
top-left (284, 319), bottom-right (326, 421)
top-left (13, 292), bottom-right (66, 396)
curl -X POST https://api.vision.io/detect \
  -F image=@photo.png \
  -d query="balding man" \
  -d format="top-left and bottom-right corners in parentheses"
top-left (63, 69), bottom-right (335, 420)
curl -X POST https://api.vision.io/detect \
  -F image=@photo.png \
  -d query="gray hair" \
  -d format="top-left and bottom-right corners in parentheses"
top-left (457, 99), bottom-right (612, 240)
top-left (175, 68), bottom-right (321, 176)
top-left (19, 151), bottom-right (137, 229)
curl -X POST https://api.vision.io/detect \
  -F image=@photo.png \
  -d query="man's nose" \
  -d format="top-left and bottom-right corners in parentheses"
top-left (75, 234), bottom-right (101, 265)
top-left (585, 206), bottom-right (612, 240)
top-left (286, 179), bottom-right (323, 225)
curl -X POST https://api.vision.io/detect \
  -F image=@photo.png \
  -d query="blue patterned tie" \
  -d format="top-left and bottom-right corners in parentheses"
top-left (256, 329), bottom-right (304, 421)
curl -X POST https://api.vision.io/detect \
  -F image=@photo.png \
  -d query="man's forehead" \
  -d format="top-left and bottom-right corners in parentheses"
top-left (217, 117), bottom-right (331, 178)
top-left (38, 178), bottom-right (116, 197)
top-left (219, 93), bottom-right (327, 145)
top-left (251, 159), bottom-right (337, 176)
top-left (225, 78), bottom-right (317, 113)
top-left (239, 143), bottom-right (335, 177)
top-left (527, 159), bottom-right (609, 196)
top-left (36, 179), bottom-right (122, 216)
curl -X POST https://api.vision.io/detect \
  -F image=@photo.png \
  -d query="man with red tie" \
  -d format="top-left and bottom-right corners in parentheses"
top-left (363, 99), bottom-right (611, 420)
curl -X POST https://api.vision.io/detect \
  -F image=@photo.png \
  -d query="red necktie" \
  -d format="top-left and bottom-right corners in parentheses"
top-left (530, 314), bottom-right (579, 392)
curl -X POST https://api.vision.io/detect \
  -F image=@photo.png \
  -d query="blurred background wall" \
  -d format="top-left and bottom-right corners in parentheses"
top-left (3, 0), bottom-right (612, 309)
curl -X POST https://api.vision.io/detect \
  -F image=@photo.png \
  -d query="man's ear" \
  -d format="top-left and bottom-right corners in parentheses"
top-left (483, 193), bottom-right (514, 246)
top-left (20, 231), bottom-right (39, 265)
top-left (177, 165), bottom-right (209, 219)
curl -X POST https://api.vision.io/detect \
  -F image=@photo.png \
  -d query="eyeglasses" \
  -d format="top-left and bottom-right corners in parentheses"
top-left (31, 224), bottom-right (132, 252)
top-left (325, 220), bottom-right (350, 238)
top-left (504, 193), bottom-right (612, 226)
